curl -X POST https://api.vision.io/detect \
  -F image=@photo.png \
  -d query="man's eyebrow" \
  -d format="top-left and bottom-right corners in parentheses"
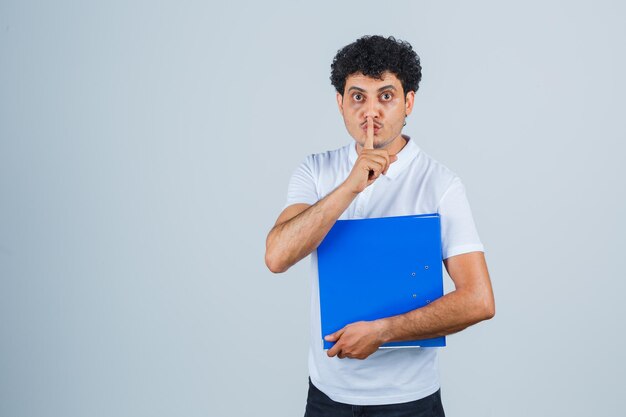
top-left (377, 85), bottom-right (396, 92)
top-left (346, 85), bottom-right (397, 93)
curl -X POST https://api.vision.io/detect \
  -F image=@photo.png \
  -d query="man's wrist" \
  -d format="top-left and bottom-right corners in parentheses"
top-left (375, 317), bottom-right (396, 345)
top-left (337, 181), bottom-right (360, 198)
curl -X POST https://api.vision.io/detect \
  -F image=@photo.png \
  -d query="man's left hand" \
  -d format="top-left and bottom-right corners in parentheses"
top-left (325, 320), bottom-right (387, 360)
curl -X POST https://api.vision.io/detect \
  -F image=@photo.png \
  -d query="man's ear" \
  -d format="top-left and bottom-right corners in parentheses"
top-left (404, 91), bottom-right (415, 116)
top-left (336, 92), bottom-right (344, 116)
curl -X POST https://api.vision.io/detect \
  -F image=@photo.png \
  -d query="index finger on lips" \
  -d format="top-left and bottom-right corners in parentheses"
top-left (365, 117), bottom-right (374, 150)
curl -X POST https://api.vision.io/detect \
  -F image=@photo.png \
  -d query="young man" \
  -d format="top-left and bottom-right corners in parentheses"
top-left (265, 35), bottom-right (495, 416)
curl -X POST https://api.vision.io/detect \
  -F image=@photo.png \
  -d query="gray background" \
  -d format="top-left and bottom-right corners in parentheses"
top-left (1, 1), bottom-right (625, 416)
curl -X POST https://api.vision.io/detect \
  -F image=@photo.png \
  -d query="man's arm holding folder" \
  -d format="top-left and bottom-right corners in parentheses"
top-left (324, 251), bottom-right (495, 360)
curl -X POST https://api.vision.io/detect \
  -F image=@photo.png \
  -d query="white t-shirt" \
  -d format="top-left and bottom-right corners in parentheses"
top-left (283, 135), bottom-right (484, 406)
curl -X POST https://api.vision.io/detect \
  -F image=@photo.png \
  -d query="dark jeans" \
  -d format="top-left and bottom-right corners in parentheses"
top-left (304, 378), bottom-right (446, 417)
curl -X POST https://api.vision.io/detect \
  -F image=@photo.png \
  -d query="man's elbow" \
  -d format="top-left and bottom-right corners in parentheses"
top-left (265, 231), bottom-right (287, 273)
top-left (265, 250), bottom-right (288, 274)
top-left (479, 297), bottom-right (496, 321)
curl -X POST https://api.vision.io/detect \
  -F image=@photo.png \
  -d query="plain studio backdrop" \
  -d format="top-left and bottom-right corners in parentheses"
top-left (1, 1), bottom-right (625, 416)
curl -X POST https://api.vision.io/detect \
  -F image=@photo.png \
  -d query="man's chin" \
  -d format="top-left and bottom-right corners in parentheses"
top-left (359, 135), bottom-right (389, 148)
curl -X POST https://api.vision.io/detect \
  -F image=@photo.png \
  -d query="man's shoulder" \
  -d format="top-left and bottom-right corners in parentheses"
top-left (301, 143), bottom-right (351, 168)
top-left (413, 145), bottom-right (460, 187)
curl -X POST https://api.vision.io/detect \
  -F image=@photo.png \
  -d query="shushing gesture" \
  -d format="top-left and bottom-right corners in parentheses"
top-left (342, 117), bottom-right (398, 194)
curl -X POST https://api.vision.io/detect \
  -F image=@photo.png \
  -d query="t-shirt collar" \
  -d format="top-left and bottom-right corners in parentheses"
top-left (348, 134), bottom-right (420, 180)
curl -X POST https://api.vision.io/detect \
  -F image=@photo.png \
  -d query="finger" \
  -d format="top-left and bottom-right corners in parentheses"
top-left (366, 150), bottom-right (392, 169)
top-left (325, 327), bottom-right (346, 345)
top-left (364, 158), bottom-right (384, 172)
top-left (383, 155), bottom-right (398, 175)
top-left (327, 343), bottom-right (341, 357)
top-left (371, 155), bottom-right (389, 177)
top-left (378, 152), bottom-right (390, 173)
top-left (362, 153), bottom-right (388, 168)
top-left (324, 333), bottom-right (337, 342)
top-left (365, 117), bottom-right (374, 150)
top-left (371, 167), bottom-right (382, 179)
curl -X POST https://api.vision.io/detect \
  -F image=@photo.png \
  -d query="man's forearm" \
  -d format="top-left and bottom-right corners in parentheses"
top-left (377, 288), bottom-right (495, 343)
top-left (266, 183), bottom-right (357, 273)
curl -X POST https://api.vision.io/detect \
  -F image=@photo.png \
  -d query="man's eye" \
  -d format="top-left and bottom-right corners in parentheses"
top-left (353, 93), bottom-right (363, 101)
top-left (381, 93), bottom-right (392, 100)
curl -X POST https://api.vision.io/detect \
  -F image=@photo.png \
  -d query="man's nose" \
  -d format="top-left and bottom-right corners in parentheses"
top-left (363, 100), bottom-right (380, 120)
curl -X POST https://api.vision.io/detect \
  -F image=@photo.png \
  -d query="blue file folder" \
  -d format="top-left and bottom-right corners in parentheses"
top-left (317, 213), bottom-right (446, 350)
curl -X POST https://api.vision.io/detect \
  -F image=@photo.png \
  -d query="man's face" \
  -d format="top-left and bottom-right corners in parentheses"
top-left (336, 71), bottom-right (415, 150)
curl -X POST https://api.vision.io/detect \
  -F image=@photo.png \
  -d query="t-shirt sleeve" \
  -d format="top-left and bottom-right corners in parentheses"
top-left (282, 155), bottom-right (319, 210)
top-left (437, 177), bottom-right (485, 260)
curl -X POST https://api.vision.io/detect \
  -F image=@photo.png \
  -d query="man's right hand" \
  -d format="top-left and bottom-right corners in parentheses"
top-left (342, 117), bottom-right (398, 195)
top-left (266, 119), bottom-right (397, 273)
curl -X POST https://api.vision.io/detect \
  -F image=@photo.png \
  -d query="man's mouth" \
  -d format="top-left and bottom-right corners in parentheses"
top-left (361, 123), bottom-right (382, 134)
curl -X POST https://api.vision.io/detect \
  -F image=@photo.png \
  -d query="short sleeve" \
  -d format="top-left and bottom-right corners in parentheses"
top-left (282, 155), bottom-right (319, 210)
top-left (437, 177), bottom-right (485, 260)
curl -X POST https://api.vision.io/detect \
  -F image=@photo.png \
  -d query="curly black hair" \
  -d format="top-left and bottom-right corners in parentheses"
top-left (330, 35), bottom-right (422, 96)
